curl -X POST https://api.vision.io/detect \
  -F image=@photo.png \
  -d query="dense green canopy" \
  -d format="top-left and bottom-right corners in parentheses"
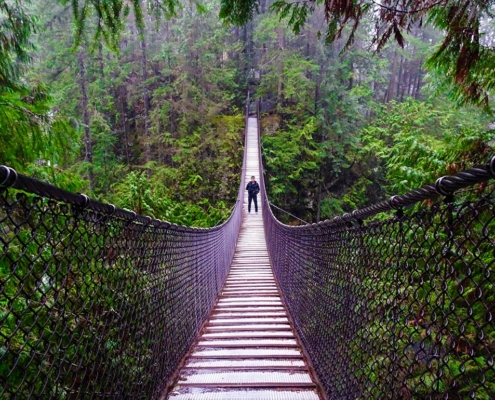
top-left (220, 0), bottom-right (495, 109)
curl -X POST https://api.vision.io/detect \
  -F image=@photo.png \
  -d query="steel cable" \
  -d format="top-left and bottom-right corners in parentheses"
top-left (0, 99), bottom-right (250, 398)
top-left (256, 99), bottom-right (495, 399)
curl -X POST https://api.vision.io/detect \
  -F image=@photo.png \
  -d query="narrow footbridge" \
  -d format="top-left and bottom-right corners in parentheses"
top-left (1, 101), bottom-right (495, 399)
top-left (167, 118), bottom-right (319, 399)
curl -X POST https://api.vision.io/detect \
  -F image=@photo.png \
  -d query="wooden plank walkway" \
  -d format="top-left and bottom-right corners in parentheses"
top-left (167, 118), bottom-right (320, 400)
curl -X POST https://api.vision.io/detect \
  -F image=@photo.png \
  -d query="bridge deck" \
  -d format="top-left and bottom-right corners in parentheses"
top-left (167, 118), bottom-right (320, 399)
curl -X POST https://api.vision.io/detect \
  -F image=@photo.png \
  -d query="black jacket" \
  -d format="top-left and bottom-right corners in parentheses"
top-left (246, 181), bottom-right (260, 195)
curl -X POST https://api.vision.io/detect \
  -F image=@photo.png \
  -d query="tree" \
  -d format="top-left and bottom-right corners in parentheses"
top-left (26, 0), bottom-right (246, 225)
top-left (359, 98), bottom-right (493, 195)
top-left (0, 0), bottom-right (76, 174)
top-left (220, 0), bottom-right (495, 110)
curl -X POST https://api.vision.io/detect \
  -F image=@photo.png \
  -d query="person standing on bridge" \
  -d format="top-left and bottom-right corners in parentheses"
top-left (246, 176), bottom-right (260, 214)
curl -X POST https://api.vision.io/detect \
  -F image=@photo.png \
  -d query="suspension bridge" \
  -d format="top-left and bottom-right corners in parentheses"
top-left (1, 100), bottom-right (495, 399)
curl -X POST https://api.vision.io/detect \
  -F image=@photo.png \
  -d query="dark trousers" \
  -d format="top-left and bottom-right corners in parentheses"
top-left (248, 194), bottom-right (258, 212)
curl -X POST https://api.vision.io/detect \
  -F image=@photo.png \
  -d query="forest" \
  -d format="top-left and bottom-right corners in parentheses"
top-left (2, 2), bottom-right (495, 399)
top-left (2, 0), bottom-right (495, 225)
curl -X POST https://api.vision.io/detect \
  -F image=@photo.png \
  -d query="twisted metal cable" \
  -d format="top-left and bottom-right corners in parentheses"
top-left (269, 202), bottom-right (310, 225)
top-left (257, 101), bottom-right (495, 399)
top-left (0, 101), bottom-right (249, 398)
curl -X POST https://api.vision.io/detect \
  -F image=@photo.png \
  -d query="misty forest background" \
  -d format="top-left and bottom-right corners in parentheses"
top-left (3, 0), bottom-right (495, 227)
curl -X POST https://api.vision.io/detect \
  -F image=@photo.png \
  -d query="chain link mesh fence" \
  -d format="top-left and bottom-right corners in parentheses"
top-left (1, 151), bottom-right (244, 398)
top-left (262, 162), bottom-right (495, 399)
top-left (248, 96), bottom-right (495, 399)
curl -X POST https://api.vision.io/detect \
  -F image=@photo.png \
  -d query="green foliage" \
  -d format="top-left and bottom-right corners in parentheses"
top-left (360, 98), bottom-right (493, 194)
top-left (24, 163), bottom-right (86, 193)
top-left (0, 84), bottom-right (74, 170)
top-left (252, 7), bottom-right (494, 226)
top-left (25, 0), bottom-right (246, 227)
top-left (110, 170), bottom-right (231, 227)
top-left (0, 0), bottom-right (35, 88)
top-left (90, 111), bottom-right (124, 191)
top-left (271, 1), bottom-right (310, 35)
top-left (262, 116), bottom-right (319, 211)
top-left (425, 1), bottom-right (495, 110)
top-left (0, 1), bottom-right (78, 172)
top-left (256, 18), bottom-right (371, 221)
top-left (61, 0), bottom-right (180, 48)
top-left (219, 0), bottom-right (257, 26)
top-left (221, 0), bottom-right (495, 110)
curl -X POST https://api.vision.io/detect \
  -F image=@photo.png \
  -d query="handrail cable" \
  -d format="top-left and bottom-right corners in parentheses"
top-left (268, 201), bottom-right (310, 225)
top-left (0, 97), bottom-right (252, 399)
top-left (256, 96), bottom-right (495, 399)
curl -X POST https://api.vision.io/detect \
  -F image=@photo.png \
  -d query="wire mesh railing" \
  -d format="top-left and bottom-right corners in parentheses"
top-left (255, 103), bottom-right (495, 399)
top-left (0, 110), bottom-right (248, 398)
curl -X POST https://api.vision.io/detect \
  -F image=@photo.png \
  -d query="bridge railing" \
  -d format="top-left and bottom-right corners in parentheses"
top-left (0, 107), bottom-right (249, 398)
top-left (256, 103), bottom-right (495, 399)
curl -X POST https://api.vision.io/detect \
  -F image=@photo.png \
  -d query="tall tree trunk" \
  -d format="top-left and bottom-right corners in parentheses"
top-left (119, 86), bottom-right (131, 165)
top-left (277, 27), bottom-right (285, 106)
top-left (316, 170), bottom-right (322, 223)
top-left (78, 49), bottom-right (94, 191)
top-left (348, 59), bottom-right (354, 90)
top-left (396, 55), bottom-right (404, 100)
top-left (384, 50), bottom-right (399, 103)
top-left (98, 41), bottom-right (108, 114)
top-left (243, 24), bottom-right (249, 77)
top-left (414, 61), bottom-right (423, 98)
top-left (98, 41), bottom-right (105, 81)
top-left (140, 31), bottom-right (151, 174)
top-left (315, 66), bottom-right (323, 223)
top-left (406, 61), bottom-right (414, 97)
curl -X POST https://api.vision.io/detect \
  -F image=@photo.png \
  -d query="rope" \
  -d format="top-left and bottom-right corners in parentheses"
top-left (269, 202), bottom-right (310, 225)
top-left (256, 100), bottom-right (495, 398)
top-left (0, 165), bottom-right (237, 231)
top-left (0, 94), bottom-right (254, 399)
